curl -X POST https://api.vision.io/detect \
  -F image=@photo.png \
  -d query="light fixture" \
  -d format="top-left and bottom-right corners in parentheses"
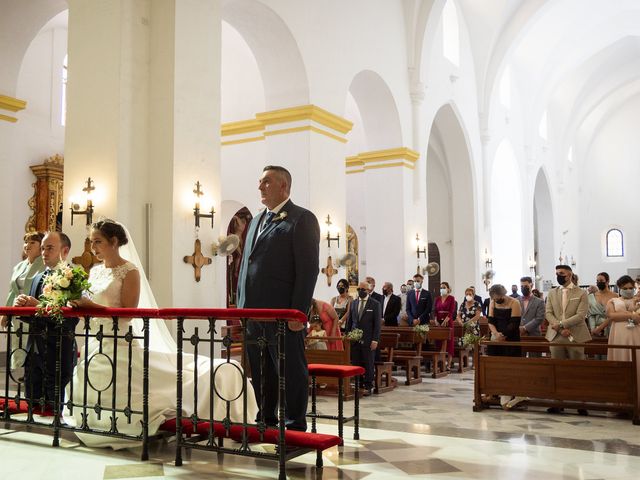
top-left (484, 248), bottom-right (493, 270)
top-left (571, 255), bottom-right (576, 268)
top-left (69, 177), bottom-right (95, 226)
top-left (325, 214), bottom-right (340, 248)
top-left (528, 256), bottom-right (536, 274)
top-left (416, 233), bottom-right (427, 259)
top-left (192, 181), bottom-right (215, 229)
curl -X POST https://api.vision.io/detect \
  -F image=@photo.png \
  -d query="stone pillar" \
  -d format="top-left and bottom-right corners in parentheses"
top-left (65, 0), bottom-right (221, 308)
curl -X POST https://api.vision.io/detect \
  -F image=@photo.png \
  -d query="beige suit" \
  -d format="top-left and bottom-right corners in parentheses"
top-left (545, 284), bottom-right (590, 359)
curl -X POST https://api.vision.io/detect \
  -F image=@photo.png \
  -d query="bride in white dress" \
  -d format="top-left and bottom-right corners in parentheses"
top-left (70, 220), bottom-right (257, 449)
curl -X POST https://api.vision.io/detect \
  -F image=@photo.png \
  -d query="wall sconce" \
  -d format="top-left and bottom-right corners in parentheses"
top-left (416, 233), bottom-right (427, 259)
top-left (528, 256), bottom-right (536, 274)
top-left (192, 181), bottom-right (215, 229)
top-left (484, 248), bottom-right (493, 270)
top-left (570, 255), bottom-right (576, 268)
top-left (325, 214), bottom-right (340, 248)
top-left (69, 177), bottom-right (95, 226)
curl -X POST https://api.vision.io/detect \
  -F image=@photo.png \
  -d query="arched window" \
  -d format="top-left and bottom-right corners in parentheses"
top-left (61, 54), bottom-right (68, 126)
top-left (442, 0), bottom-right (460, 67)
top-left (567, 145), bottom-right (573, 164)
top-left (606, 229), bottom-right (624, 257)
top-left (500, 66), bottom-right (511, 109)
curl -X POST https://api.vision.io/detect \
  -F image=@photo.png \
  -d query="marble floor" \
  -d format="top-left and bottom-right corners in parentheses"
top-left (2, 370), bottom-right (640, 479)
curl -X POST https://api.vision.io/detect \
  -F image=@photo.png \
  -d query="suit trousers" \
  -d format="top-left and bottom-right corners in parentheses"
top-left (245, 321), bottom-right (308, 431)
top-left (549, 335), bottom-right (585, 360)
top-left (350, 342), bottom-right (375, 390)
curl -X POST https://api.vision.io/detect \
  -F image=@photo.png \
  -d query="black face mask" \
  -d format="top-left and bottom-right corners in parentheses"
top-left (521, 286), bottom-right (531, 297)
top-left (495, 297), bottom-right (505, 305)
top-left (337, 286), bottom-right (346, 294)
top-left (557, 275), bottom-right (567, 286)
top-left (357, 289), bottom-right (368, 299)
top-left (596, 282), bottom-right (606, 291)
top-left (382, 288), bottom-right (388, 296)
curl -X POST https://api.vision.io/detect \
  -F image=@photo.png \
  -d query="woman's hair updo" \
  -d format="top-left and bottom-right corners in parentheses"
top-left (92, 219), bottom-right (128, 246)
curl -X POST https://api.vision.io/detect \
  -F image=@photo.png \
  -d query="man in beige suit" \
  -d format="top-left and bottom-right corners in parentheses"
top-left (545, 264), bottom-right (590, 359)
top-left (545, 265), bottom-right (590, 416)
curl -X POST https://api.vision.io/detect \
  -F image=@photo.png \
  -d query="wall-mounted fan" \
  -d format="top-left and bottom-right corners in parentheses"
top-left (212, 234), bottom-right (240, 257)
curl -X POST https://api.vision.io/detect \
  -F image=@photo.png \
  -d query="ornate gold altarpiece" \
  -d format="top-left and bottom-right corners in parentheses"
top-left (26, 154), bottom-right (64, 233)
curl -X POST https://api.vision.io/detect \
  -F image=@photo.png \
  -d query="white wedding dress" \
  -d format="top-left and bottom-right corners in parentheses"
top-left (70, 261), bottom-right (257, 449)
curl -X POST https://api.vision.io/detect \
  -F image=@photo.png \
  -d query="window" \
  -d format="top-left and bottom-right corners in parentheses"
top-left (61, 54), bottom-right (68, 126)
top-left (499, 66), bottom-right (511, 109)
top-left (567, 145), bottom-right (573, 163)
top-left (442, 0), bottom-right (459, 67)
top-left (606, 229), bottom-right (624, 257)
top-left (538, 111), bottom-right (548, 141)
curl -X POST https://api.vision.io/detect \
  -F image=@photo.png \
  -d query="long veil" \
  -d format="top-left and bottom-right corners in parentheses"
top-left (118, 223), bottom-right (176, 354)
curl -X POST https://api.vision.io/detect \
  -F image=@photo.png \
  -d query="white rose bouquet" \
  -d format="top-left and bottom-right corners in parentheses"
top-left (345, 328), bottom-right (363, 343)
top-left (36, 263), bottom-right (91, 324)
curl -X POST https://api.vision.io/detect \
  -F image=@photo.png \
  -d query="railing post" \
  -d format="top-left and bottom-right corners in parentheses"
top-left (3, 316), bottom-right (12, 422)
top-left (52, 322), bottom-right (62, 447)
top-left (277, 318), bottom-right (286, 480)
top-left (175, 317), bottom-right (184, 467)
top-left (142, 317), bottom-right (150, 461)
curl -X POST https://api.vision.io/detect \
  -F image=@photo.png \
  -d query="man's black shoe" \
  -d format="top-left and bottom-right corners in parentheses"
top-left (547, 407), bottom-right (564, 414)
top-left (577, 409), bottom-right (589, 416)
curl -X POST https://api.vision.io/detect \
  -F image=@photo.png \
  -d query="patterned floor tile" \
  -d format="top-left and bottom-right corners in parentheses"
top-left (103, 463), bottom-right (164, 479)
top-left (391, 458), bottom-right (461, 475)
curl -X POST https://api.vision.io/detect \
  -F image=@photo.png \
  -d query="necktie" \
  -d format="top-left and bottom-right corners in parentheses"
top-left (416, 290), bottom-right (420, 304)
top-left (561, 288), bottom-right (568, 319)
top-left (260, 211), bottom-right (276, 233)
top-left (358, 299), bottom-right (366, 318)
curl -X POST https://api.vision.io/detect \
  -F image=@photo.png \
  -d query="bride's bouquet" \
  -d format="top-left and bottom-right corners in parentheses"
top-left (36, 262), bottom-right (91, 325)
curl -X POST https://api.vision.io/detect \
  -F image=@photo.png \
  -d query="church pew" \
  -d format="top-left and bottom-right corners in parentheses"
top-left (304, 337), bottom-right (355, 400)
top-left (375, 333), bottom-right (399, 394)
top-left (453, 325), bottom-right (472, 373)
top-left (421, 327), bottom-right (450, 378)
top-left (473, 340), bottom-right (640, 424)
top-left (379, 327), bottom-right (423, 384)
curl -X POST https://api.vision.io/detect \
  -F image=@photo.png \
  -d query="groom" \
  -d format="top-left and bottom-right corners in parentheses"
top-left (14, 232), bottom-right (78, 407)
top-left (237, 165), bottom-right (320, 431)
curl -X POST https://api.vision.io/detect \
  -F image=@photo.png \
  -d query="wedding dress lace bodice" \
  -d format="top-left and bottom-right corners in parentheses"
top-left (88, 261), bottom-right (137, 329)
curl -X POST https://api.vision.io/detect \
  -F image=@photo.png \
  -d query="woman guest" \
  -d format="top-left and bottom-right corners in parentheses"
top-left (456, 287), bottom-right (482, 343)
top-left (330, 278), bottom-right (352, 333)
top-left (605, 275), bottom-right (640, 362)
top-left (434, 282), bottom-right (456, 371)
top-left (589, 272), bottom-right (618, 337)
top-left (487, 284), bottom-right (524, 409)
top-left (310, 298), bottom-right (343, 351)
top-left (1, 232), bottom-right (45, 363)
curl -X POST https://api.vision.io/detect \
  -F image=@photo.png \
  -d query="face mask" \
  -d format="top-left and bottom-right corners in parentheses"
top-left (337, 286), bottom-right (346, 294)
top-left (495, 297), bottom-right (505, 305)
top-left (357, 289), bottom-right (368, 299)
top-left (400, 287), bottom-right (407, 294)
top-left (382, 288), bottom-right (388, 296)
top-left (596, 282), bottom-right (606, 291)
top-left (512, 288), bottom-right (518, 294)
top-left (620, 288), bottom-right (636, 299)
top-left (556, 275), bottom-right (567, 286)
top-left (521, 286), bottom-right (531, 297)
top-left (465, 295), bottom-right (473, 302)
top-left (414, 282), bottom-right (422, 290)
top-left (440, 288), bottom-right (447, 296)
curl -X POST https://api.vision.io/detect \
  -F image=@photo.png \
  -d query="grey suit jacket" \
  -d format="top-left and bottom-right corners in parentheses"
top-left (545, 285), bottom-right (590, 343)
top-left (519, 295), bottom-right (545, 336)
top-left (236, 199), bottom-right (320, 315)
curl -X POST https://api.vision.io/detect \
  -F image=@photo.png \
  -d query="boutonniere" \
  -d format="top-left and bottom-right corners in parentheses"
top-left (273, 211), bottom-right (288, 223)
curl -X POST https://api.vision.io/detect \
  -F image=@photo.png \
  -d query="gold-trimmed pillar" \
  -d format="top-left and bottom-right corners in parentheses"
top-left (0, 94), bottom-right (27, 123)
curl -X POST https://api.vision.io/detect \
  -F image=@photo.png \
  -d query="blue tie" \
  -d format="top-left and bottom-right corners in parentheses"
top-left (261, 211), bottom-right (275, 232)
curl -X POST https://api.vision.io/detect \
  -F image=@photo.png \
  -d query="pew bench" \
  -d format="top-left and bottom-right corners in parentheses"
top-left (453, 325), bottom-right (472, 373)
top-left (421, 326), bottom-right (450, 378)
top-left (375, 333), bottom-right (399, 394)
top-left (473, 340), bottom-right (640, 424)
top-left (380, 327), bottom-right (423, 385)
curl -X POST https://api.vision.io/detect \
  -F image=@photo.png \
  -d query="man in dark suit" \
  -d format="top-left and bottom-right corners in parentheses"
top-left (237, 165), bottom-right (320, 431)
top-left (346, 281), bottom-right (381, 395)
top-left (14, 232), bottom-right (78, 408)
top-left (406, 273), bottom-right (433, 325)
top-left (381, 281), bottom-right (401, 326)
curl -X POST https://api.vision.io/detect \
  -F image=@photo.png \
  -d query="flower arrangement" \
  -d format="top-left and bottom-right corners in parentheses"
top-left (413, 323), bottom-right (430, 339)
top-left (36, 263), bottom-right (91, 325)
top-left (462, 321), bottom-right (482, 347)
top-left (345, 328), bottom-right (363, 343)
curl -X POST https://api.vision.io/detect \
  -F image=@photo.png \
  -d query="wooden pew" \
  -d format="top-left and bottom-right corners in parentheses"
top-left (453, 325), bottom-right (472, 373)
top-left (473, 340), bottom-right (640, 424)
top-left (380, 327), bottom-right (423, 385)
top-left (421, 327), bottom-right (450, 378)
top-left (375, 333), bottom-right (399, 394)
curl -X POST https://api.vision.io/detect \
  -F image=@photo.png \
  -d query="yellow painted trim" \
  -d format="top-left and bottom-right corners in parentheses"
top-left (309, 125), bottom-right (348, 143)
top-left (0, 94), bottom-right (27, 113)
top-left (345, 155), bottom-right (364, 167)
top-left (221, 119), bottom-right (264, 136)
top-left (264, 125), bottom-right (310, 137)
top-left (0, 113), bottom-right (18, 123)
top-left (221, 135), bottom-right (265, 146)
top-left (257, 105), bottom-right (353, 134)
top-left (346, 169), bottom-right (365, 174)
top-left (364, 161), bottom-right (414, 171)
top-left (357, 147), bottom-right (420, 163)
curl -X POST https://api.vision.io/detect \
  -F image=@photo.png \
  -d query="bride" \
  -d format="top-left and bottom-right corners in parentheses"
top-left (70, 219), bottom-right (257, 449)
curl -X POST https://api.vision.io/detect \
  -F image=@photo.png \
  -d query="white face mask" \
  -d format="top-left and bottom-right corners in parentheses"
top-left (440, 288), bottom-right (448, 296)
top-left (414, 282), bottom-right (422, 290)
top-left (620, 288), bottom-right (636, 299)
top-left (465, 295), bottom-right (473, 302)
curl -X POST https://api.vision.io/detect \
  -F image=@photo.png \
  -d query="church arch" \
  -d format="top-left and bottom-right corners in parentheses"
top-left (426, 103), bottom-right (477, 297)
top-left (533, 168), bottom-right (555, 287)
top-left (221, 0), bottom-right (309, 109)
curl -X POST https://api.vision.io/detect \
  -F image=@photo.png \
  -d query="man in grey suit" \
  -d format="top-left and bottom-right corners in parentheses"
top-left (237, 165), bottom-right (320, 431)
top-left (519, 276), bottom-right (545, 336)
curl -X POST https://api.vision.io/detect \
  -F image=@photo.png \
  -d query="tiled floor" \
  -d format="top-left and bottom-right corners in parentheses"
top-left (2, 370), bottom-right (640, 479)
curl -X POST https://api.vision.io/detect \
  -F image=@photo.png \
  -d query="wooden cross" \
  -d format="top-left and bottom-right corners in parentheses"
top-left (183, 238), bottom-right (212, 282)
top-left (72, 237), bottom-right (102, 273)
top-left (321, 255), bottom-right (337, 286)
top-left (83, 177), bottom-right (95, 196)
